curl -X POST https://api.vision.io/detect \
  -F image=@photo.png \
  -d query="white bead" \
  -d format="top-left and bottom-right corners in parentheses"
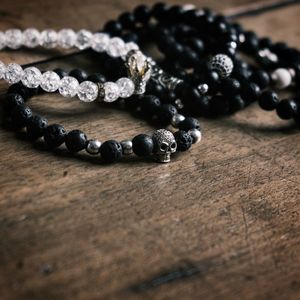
top-left (40, 29), bottom-right (58, 48)
top-left (57, 29), bottom-right (76, 48)
top-left (40, 71), bottom-right (61, 92)
top-left (86, 139), bottom-right (101, 155)
top-left (91, 33), bottom-right (109, 52)
top-left (188, 128), bottom-right (202, 144)
top-left (23, 28), bottom-right (40, 48)
top-left (271, 68), bottom-right (292, 89)
top-left (0, 32), bottom-right (6, 50)
top-left (5, 29), bottom-right (23, 49)
top-left (0, 61), bottom-right (6, 79)
top-left (77, 81), bottom-right (98, 102)
top-left (4, 63), bottom-right (23, 84)
top-left (106, 37), bottom-right (126, 57)
top-left (22, 67), bottom-right (42, 88)
top-left (59, 76), bottom-right (79, 98)
top-left (76, 30), bottom-right (92, 50)
top-left (116, 77), bottom-right (135, 98)
top-left (103, 82), bottom-right (120, 102)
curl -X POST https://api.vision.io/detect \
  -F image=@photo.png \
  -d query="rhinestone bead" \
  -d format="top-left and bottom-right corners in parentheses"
top-left (76, 30), bottom-right (92, 50)
top-left (40, 71), bottom-right (61, 92)
top-left (22, 67), bottom-right (42, 88)
top-left (77, 81), bottom-right (98, 102)
top-left (40, 29), bottom-right (58, 48)
top-left (106, 37), bottom-right (126, 57)
top-left (0, 61), bottom-right (6, 79)
top-left (116, 78), bottom-right (135, 98)
top-left (91, 33), bottom-right (109, 52)
top-left (103, 82), bottom-right (120, 102)
top-left (5, 29), bottom-right (23, 49)
top-left (58, 29), bottom-right (76, 48)
top-left (59, 76), bottom-right (79, 98)
top-left (86, 139), bottom-right (102, 155)
top-left (0, 32), bottom-right (6, 50)
top-left (23, 28), bottom-right (40, 48)
top-left (4, 63), bottom-right (23, 84)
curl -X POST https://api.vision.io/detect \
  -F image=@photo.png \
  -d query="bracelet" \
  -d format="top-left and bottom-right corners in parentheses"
top-left (0, 29), bottom-right (152, 103)
top-left (3, 69), bottom-right (202, 164)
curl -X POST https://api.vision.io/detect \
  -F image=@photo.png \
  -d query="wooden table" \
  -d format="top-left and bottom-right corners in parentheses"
top-left (0, 1), bottom-right (300, 299)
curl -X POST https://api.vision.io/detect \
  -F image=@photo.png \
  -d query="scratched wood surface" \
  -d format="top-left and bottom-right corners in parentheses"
top-left (0, 1), bottom-right (300, 300)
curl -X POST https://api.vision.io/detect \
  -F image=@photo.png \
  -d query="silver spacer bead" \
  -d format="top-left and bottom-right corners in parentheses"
top-left (188, 129), bottom-right (202, 144)
top-left (121, 140), bottom-right (133, 155)
top-left (209, 54), bottom-right (233, 78)
top-left (197, 83), bottom-right (209, 95)
top-left (86, 139), bottom-right (101, 155)
top-left (171, 114), bottom-right (185, 128)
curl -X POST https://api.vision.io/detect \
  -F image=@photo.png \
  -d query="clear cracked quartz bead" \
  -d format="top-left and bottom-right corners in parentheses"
top-left (77, 81), bottom-right (98, 102)
top-left (116, 78), bottom-right (135, 98)
top-left (23, 28), bottom-right (40, 48)
top-left (107, 37), bottom-right (126, 58)
top-left (40, 29), bottom-right (58, 48)
top-left (91, 33), bottom-right (109, 52)
top-left (76, 30), bottom-right (92, 50)
top-left (59, 76), bottom-right (79, 98)
top-left (58, 29), bottom-right (76, 49)
top-left (103, 82), bottom-right (120, 102)
top-left (0, 61), bottom-right (6, 79)
top-left (4, 63), bottom-right (23, 84)
top-left (40, 71), bottom-right (61, 92)
top-left (22, 67), bottom-right (42, 88)
top-left (5, 29), bottom-right (23, 49)
top-left (0, 32), bottom-right (6, 50)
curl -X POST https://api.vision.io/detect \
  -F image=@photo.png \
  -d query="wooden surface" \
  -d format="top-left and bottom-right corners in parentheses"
top-left (1, 1), bottom-right (300, 300)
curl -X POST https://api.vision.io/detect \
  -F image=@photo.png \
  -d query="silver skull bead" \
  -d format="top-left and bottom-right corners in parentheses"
top-left (152, 129), bottom-right (177, 163)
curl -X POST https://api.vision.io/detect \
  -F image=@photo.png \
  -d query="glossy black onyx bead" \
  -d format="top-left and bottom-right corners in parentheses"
top-left (4, 93), bottom-right (24, 112)
top-left (250, 70), bottom-right (270, 89)
top-left (210, 95), bottom-right (229, 116)
top-left (100, 140), bottom-right (123, 163)
top-left (87, 73), bottom-right (106, 83)
top-left (53, 68), bottom-right (68, 79)
top-left (133, 5), bottom-right (151, 23)
top-left (118, 12), bottom-right (136, 29)
top-left (26, 115), bottom-right (48, 140)
top-left (258, 91), bottom-right (279, 111)
top-left (156, 104), bottom-right (177, 125)
top-left (132, 134), bottom-right (154, 157)
top-left (178, 117), bottom-right (200, 131)
top-left (103, 20), bottom-right (123, 35)
top-left (229, 95), bottom-right (246, 113)
top-left (174, 130), bottom-right (193, 152)
top-left (69, 69), bottom-right (88, 83)
top-left (10, 105), bottom-right (32, 128)
top-left (44, 124), bottom-right (67, 149)
top-left (276, 99), bottom-right (298, 120)
top-left (219, 78), bottom-right (241, 96)
top-left (65, 130), bottom-right (87, 153)
top-left (240, 81), bottom-right (260, 103)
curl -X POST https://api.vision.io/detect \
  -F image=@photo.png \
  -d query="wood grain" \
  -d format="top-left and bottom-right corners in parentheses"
top-left (0, 1), bottom-right (300, 300)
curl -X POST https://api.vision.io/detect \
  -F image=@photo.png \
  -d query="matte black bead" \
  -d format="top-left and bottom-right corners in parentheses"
top-left (240, 81), bottom-right (260, 103)
top-left (44, 124), bottom-right (67, 149)
top-left (134, 5), bottom-right (151, 23)
top-left (53, 68), bottom-right (68, 79)
top-left (178, 117), bottom-right (200, 131)
top-left (276, 99), bottom-right (298, 120)
top-left (250, 70), bottom-right (270, 89)
top-left (100, 140), bottom-right (123, 163)
top-left (118, 12), bottom-right (136, 29)
top-left (174, 130), bottom-right (193, 152)
top-left (69, 69), bottom-right (88, 83)
top-left (26, 115), bottom-right (48, 140)
top-left (140, 95), bottom-right (161, 117)
top-left (258, 91), bottom-right (279, 111)
top-left (219, 78), bottom-right (241, 96)
top-left (87, 73), bottom-right (106, 83)
top-left (65, 130), bottom-right (87, 153)
top-left (4, 93), bottom-right (24, 112)
top-left (132, 134), bottom-right (154, 157)
top-left (229, 95), bottom-right (246, 113)
top-left (103, 20), bottom-right (123, 35)
top-left (10, 105), bottom-right (32, 128)
top-left (157, 104), bottom-right (177, 125)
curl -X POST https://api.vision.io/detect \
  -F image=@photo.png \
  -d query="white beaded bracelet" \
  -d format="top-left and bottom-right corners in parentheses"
top-left (0, 28), bottom-right (152, 103)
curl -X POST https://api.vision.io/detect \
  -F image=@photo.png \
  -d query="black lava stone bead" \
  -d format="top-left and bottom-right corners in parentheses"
top-left (178, 117), bottom-right (200, 131)
top-left (140, 95), bottom-right (161, 117)
top-left (132, 134), bottom-right (154, 157)
top-left (258, 91), bottom-right (279, 111)
top-left (100, 140), bottom-right (123, 163)
top-left (65, 130), bottom-right (88, 153)
top-left (157, 104), bottom-right (177, 125)
top-left (44, 124), bottom-right (67, 149)
top-left (10, 105), bottom-right (32, 128)
top-left (4, 93), bottom-right (24, 112)
top-left (26, 115), bottom-right (48, 140)
top-left (174, 130), bottom-right (193, 151)
top-left (276, 99), bottom-right (298, 120)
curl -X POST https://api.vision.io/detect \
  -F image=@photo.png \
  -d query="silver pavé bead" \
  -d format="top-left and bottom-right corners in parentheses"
top-left (171, 114), bottom-right (185, 128)
top-left (86, 139), bottom-right (101, 155)
top-left (209, 54), bottom-right (233, 78)
top-left (121, 140), bottom-right (133, 155)
top-left (188, 128), bottom-right (202, 144)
